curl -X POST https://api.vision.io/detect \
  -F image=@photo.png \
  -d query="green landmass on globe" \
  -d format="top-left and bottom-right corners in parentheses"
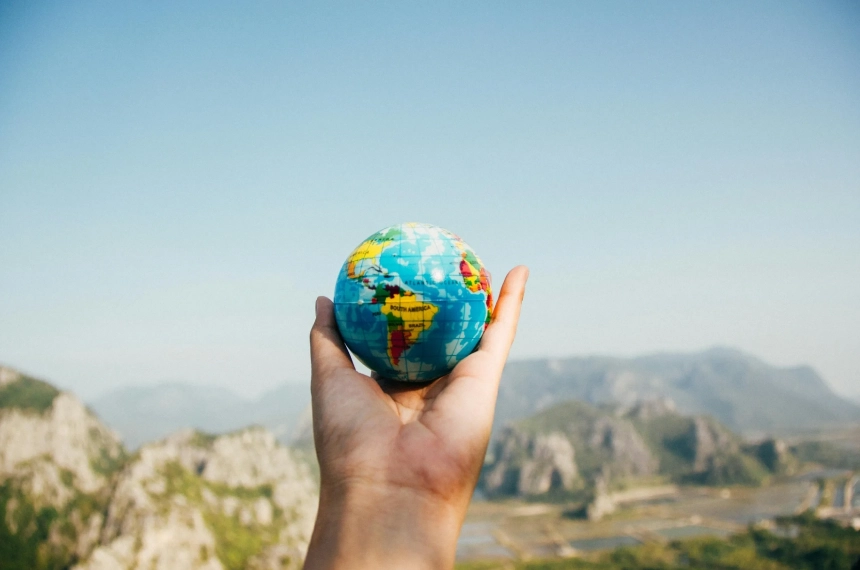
top-left (334, 222), bottom-right (494, 382)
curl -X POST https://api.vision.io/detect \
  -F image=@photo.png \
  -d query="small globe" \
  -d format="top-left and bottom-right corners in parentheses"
top-left (334, 222), bottom-right (494, 382)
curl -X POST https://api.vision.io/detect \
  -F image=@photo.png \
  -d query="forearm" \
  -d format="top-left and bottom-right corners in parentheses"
top-left (303, 483), bottom-right (467, 570)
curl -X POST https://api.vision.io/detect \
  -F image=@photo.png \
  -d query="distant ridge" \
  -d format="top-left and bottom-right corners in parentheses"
top-left (71, 347), bottom-right (860, 447)
top-left (496, 347), bottom-right (860, 436)
top-left (89, 381), bottom-right (310, 449)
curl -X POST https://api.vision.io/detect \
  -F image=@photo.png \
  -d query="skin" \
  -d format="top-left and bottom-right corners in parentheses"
top-left (304, 265), bottom-right (529, 570)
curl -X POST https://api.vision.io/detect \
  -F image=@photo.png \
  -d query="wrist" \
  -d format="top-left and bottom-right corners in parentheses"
top-left (303, 480), bottom-right (466, 570)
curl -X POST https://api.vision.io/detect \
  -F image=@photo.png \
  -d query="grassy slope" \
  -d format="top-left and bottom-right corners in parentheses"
top-left (0, 376), bottom-right (59, 413)
top-left (507, 400), bottom-right (769, 486)
top-left (456, 514), bottom-right (860, 570)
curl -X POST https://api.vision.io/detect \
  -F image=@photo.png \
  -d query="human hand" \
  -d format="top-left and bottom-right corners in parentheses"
top-left (303, 266), bottom-right (528, 570)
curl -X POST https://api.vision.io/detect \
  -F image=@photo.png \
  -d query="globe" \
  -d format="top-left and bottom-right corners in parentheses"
top-left (333, 222), bottom-right (494, 382)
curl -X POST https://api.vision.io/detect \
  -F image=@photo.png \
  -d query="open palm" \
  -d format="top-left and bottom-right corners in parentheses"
top-left (309, 266), bottom-right (529, 509)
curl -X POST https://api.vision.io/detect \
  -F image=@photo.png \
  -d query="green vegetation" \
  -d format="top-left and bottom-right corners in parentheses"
top-left (205, 508), bottom-right (270, 570)
top-left (190, 430), bottom-right (219, 448)
top-left (455, 515), bottom-right (860, 570)
top-left (792, 440), bottom-right (860, 470)
top-left (0, 377), bottom-right (59, 413)
top-left (681, 453), bottom-right (769, 486)
top-left (90, 444), bottom-right (127, 477)
top-left (631, 414), bottom-right (700, 475)
top-left (0, 468), bottom-right (113, 570)
top-left (0, 481), bottom-right (64, 570)
top-left (515, 401), bottom-right (633, 481)
top-left (498, 399), bottom-right (774, 492)
top-left (155, 460), bottom-right (282, 569)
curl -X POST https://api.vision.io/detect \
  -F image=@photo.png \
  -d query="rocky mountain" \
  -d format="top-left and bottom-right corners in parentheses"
top-left (496, 347), bottom-right (860, 436)
top-left (482, 398), bottom-right (786, 502)
top-left (89, 382), bottom-right (311, 450)
top-left (1, 365), bottom-right (125, 568)
top-left (77, 428), bottom-right (317, 570)
top-left (0, 365), bottom-right (319, 570)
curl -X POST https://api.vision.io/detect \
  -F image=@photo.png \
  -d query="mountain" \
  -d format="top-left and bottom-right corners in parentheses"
top-left (0, 365), bottom-right (319, 570)
top-left (1, 365), bottom-right (125, 568)
top-left (495, 348), bottom-right (860, 436)
top-left (481, 398), bottom-right (789, 510)
top-left (77, 428), bottom-right (317, 570)
top-left (89, 382), bottom-right (311, 449)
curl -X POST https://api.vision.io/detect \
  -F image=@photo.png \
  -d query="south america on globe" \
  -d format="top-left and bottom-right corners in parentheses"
top-left (333, 222), bottom-right (494, 382)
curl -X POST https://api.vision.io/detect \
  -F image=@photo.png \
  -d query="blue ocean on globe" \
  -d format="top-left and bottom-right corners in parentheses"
top-left (333, 223), bottom-right (494, 382)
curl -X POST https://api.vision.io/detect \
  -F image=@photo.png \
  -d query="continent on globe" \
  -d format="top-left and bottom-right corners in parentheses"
top-left (375, 284), bottom-right (439, 366)
top-left (333, 222), bottom-right (493, 382)
top-left (457, 243), bottom-right (493, 327)
top-left (345, 226), bottom-right (401, 279)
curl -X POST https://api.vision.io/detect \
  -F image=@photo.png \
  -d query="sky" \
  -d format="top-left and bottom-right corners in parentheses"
top-left (1, 1), bottom-right (859, 401)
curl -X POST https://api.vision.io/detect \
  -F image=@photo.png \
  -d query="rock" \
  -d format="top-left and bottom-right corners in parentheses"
top-left (1, 392), bottom-right (124, 498)
top-left (1, 365), bottom-right (321, 570)
top-left (484, 428), bottom-right (579, 497)
top-left (586, 471), bottom-right (616, 521)
top-left (77, 427), bottom-right (318, 570)
top-left (687, 417), bottom-right (737, 473)
top-left (751, 438), bottom-right (791, 473)
top-left (516, 432), bottom-right (578, 495)
top-left (0, 366), bottom-right (125, 564)
top-left (622, 398), bottom-right (676, 420)
top-left (0, 365), bottom-right (22, 386)
top-left (587, 416), bottom-right (657, 478)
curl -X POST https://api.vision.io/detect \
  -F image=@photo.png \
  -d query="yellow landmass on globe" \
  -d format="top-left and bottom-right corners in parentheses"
top-left (379, 290), bottom-right (439, 366)
top-left (346, 237), bottom-right (394, 279)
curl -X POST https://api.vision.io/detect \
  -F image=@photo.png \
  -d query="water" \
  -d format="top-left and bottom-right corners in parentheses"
top-left (794, 469), bottom-right (852, 481)
top-left (834, 485), bottom-right (845, 508)
top-left (569, 535), bottom-right (641, 551)
top-left (655, 525), bottom-right (733, 540)
top-left (456, 522), bottom-right (514, 560)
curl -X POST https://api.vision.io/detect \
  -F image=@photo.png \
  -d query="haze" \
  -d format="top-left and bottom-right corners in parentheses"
top-left (1, 2), bottom-right (858, 400)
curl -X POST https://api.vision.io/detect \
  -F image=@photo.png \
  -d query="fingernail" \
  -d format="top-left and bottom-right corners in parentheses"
top-left (315, 297), bottom-right (323, 318)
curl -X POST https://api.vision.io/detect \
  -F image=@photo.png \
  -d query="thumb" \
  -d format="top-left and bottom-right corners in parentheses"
top-left (309, 297), bottom-right (355, 382)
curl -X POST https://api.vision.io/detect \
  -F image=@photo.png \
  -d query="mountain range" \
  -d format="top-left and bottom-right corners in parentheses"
top-left (86, 348), bottom-right (860, 450)
top-left (3, 350), bottom-right (858, 569)
top-left (89, 383), bottom-right (311, 450)
top-left (494, 347), bottom-right (860, 436)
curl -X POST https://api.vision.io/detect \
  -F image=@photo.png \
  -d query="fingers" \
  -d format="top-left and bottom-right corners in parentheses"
top-left (477, 265), bottom-right (529, 366)
top-left (310, 296), bottom-right (355, 382)
top-left (420, 266), bottom-right (528, 440)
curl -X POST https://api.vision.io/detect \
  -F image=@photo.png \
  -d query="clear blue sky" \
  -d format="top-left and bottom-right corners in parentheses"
top-left (1, 1), bottom-right (858, 400)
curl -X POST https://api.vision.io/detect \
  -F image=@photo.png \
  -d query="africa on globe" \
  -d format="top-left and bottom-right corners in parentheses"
top-left (333, 222), bottom-right (494, 382)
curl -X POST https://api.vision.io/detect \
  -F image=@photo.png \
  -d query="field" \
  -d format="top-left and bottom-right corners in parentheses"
top-left (456, 475), bottom-right (858, 567)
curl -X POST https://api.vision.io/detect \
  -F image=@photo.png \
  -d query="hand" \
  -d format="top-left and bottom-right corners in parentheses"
top-left (303, 266), bottom-right (529, 570)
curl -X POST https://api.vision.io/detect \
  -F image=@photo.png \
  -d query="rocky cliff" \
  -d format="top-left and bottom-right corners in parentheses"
top-left (0, 365), bottom-right (125, 567)
top-left (482, 398), bottom-right (774, 500)
top-left (77, 428), bottom-right (318, 570)
top-left (0, 365), bottom-right (319, 570)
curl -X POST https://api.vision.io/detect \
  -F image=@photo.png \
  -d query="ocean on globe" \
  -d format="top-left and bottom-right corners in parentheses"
top-left (333, 222), bottom-right (494, 382)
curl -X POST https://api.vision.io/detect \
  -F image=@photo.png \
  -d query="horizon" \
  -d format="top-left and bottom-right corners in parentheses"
top-left (2, 2), bottom-right (859, 400)
top-left (3, 344), bottom-right (857, 402)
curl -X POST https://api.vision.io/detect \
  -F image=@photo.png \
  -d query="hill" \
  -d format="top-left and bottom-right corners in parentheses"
top-left (481, 398), bottom-right (791, 508)
top-left (0, 364), bottom-right (318, 570)
top-left (496, 348), bottom-right (860, 436)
